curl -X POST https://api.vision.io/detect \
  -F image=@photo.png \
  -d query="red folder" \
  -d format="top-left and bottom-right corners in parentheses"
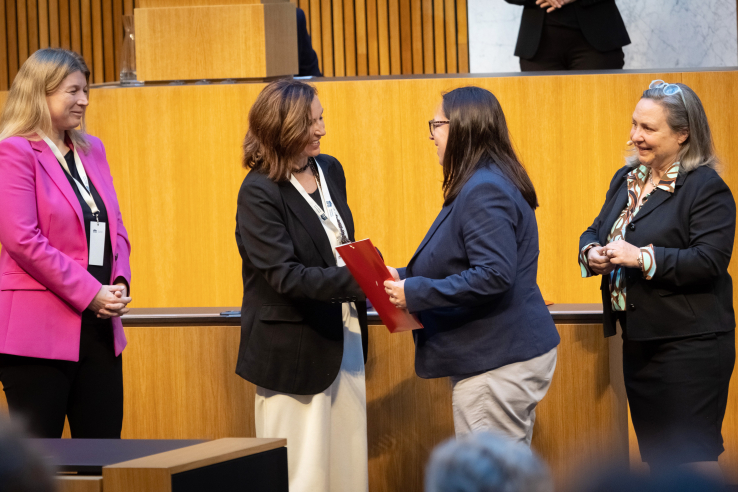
top-left (336, 239), bottom-right (423, 333)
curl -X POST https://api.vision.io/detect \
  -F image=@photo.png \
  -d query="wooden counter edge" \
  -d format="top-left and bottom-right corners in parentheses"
top-left (102, 437), bottom-right (287, 474)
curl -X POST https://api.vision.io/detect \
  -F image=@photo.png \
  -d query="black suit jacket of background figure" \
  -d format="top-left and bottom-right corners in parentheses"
top-left (504, 0), bottom-right (630, 60)
top-left (296, 8), bottom-right (322, 77)
top-left (235, 155), bottom-right (368, 395)
top-left (580, 165), bottom-right (736, 340)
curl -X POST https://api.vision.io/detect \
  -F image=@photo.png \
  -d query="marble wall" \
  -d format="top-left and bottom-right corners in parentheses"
top-left (469, 0), bottom-right (738, 73)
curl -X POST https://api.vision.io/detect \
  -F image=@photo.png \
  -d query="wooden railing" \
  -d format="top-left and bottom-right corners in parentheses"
top-left (0, 0), bottom-right (468, 90)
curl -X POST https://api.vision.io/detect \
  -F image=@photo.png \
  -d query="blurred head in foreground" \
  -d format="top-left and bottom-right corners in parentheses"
top-left (425, 432), bottom-right (553, 492)
top-left (0, 418), bottom-right (55, 492)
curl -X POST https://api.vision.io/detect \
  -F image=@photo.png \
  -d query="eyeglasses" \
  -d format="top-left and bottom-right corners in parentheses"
top-left (429, 119), bottom-right (449, 137)
top-left (649, 80), bottom-right (687, 107)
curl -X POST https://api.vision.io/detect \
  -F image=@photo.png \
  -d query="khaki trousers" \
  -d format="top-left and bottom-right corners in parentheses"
top-left (450, 347), bottom-right (558, 445)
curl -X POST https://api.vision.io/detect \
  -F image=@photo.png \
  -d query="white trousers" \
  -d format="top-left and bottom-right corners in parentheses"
top-left (450, 347), bottom-right (558, 445)
top-left (254, 302), bottom-right (368, 492)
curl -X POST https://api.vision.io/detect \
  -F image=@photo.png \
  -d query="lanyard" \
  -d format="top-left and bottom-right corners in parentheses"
top-left (39, 131), bottom-right (100, 220)
top-left (290, 159), bottom-right (350, 257)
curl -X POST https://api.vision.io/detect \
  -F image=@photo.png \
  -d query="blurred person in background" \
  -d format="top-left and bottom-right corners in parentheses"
top-left (504, 0), bottom-right (630, 71)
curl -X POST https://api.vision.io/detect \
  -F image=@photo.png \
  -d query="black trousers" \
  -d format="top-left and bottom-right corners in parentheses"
top-left (520, 24), bottom-right (625, 71)
top-left (0, 320), bottom-right (123, 438)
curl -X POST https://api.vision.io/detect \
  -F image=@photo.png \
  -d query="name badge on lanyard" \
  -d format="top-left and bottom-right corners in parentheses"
top-left (39, 131), bottom-right (106, 266)
top-left (290, 161), bottom-right (349, 267)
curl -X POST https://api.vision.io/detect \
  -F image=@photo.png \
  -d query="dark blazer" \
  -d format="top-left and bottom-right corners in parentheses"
top-left (235, 155), bottom-right (367, 395)
top-left (504, 0), bottom-right (630, 59)
top-left (580, 165), bottom-right (736, 340)
top-left (398, 163), bottom-right (560, 379)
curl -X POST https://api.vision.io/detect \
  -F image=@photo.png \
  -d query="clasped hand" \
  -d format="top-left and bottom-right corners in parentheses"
top-left (88, 284), bottom-right (132, 319)
top-left (536, 0), bottom-right (576, 13)
top-left (588, 240), bottom-right (640, 275)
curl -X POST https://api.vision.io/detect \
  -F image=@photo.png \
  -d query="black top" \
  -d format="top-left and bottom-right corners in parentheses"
top-left (62, 151), bottom-right (113, 326)
top-left (545, 4), bottom-right (579, 29)
top-left (308, 188), bottom-right (323, 210)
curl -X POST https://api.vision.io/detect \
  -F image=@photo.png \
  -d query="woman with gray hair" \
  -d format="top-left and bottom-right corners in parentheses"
top-left (579, 81), bottom-right (735, 476)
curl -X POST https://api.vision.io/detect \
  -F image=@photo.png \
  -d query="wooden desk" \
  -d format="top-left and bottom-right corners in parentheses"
top-left (51, 438), bottom-right (287, 492)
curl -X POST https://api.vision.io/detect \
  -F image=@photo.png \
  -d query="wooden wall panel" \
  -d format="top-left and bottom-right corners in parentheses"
top-left (16, 0), bottom-right (27, 64)
top-left (0, 0), bottom-right (7, 90)
top-left (1, 0), bottom-right (135, 87)
top-left (70, 0), bottom-right (81, 53)
top-left (6, 0), bottom-right (19, 83)
top-left (59, 0), bottom-right (70, 49)
top-left (27, 0), bottom-right (39, 54)
top-left (38, 0), bottom-right (49, 49)
top-left (301, 0), bottom-right (468, 77)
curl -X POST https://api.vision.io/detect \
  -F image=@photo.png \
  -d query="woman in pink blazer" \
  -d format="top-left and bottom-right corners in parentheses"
top-left (0, 48), bottom-right (132, 438)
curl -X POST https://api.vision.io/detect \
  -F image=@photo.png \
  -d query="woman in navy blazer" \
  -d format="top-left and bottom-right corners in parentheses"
top-left (384, 87), bottom-right (559, 443)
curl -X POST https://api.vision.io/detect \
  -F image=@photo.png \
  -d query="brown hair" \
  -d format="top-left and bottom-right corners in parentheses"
top-left (0, 48), bottom-right (91, 151)
top-left (441, 86), bottom-right (538, 209)
top-left (242, 79), bottom-right (317, 182)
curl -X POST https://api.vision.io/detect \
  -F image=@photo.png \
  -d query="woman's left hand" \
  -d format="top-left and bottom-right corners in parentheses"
top-left (603, 240), bottom-right (640, 268)
top-left (384, 280), bottom-right (407, 309)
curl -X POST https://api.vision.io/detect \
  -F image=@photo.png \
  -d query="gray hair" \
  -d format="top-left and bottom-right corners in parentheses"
top-left (627, 83), bottom-right (717, 173)
top-left (425, 432), bottom-right (553, 492)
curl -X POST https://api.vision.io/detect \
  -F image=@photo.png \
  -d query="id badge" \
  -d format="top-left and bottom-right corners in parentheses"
top-left (89, 222), bottom-right (106, 266)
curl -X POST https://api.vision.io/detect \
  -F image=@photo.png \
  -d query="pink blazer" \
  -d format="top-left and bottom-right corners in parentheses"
top-left (0, 135), bottom-right (131, 361)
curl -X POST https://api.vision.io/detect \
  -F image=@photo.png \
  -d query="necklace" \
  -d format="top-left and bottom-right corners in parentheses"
top-left (648, 168), bottom-right (657, 188)
top-left (294, 159), bottom-right (311, 174)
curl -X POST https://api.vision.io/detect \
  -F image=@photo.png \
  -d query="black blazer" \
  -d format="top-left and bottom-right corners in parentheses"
top-left (580, 165), bottom-right (736, 341)
top-left (399, 164), bottom-right (560, 379)
top-left (235, 155), bottom-right (367, 395)
top-left (504, 0), bottom-right (630, 59)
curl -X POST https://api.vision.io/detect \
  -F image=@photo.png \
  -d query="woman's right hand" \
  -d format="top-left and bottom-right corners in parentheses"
top-left (386, 266), bottom-right (400, 281)
top-left (587, 246), bottom-right (615, 275)
top-left (88, 285), bottom-right (132, 319)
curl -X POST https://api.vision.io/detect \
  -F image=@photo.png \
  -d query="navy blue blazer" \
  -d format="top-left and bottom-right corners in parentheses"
top-left (398, 163), bottom-right (560, 379)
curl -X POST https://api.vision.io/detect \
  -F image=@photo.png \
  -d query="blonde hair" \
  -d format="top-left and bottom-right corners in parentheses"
top-left (242, 79), bottom-right (317, 182)
top-left (627, 83), bottom-right (717, 173)
top-left (0, 48), bottom-right (91, 152)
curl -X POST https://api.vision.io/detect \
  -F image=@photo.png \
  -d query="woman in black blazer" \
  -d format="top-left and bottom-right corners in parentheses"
top-left (236, 80), bottom-right (368, 492)
top-left (384, 87), bottom-right (560, 444)
top-left (504, 0), bottom-right (630, 71)
top-left (580, 81), bottom-right (735, 476)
